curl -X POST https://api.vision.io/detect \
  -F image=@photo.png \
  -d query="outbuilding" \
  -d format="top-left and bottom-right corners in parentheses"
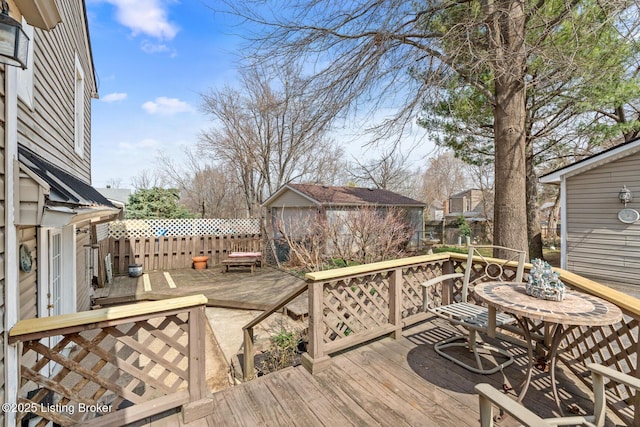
top-left (263, 183), bottom-right (425, 250)
top-left (540, 138), bottom-right (640, 286)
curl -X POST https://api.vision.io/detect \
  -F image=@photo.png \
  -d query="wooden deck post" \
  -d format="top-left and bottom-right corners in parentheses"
top-left (442, 260), bottom-right (454, 306)
top-left (389, 268), bottom-right (403, 339)
top-left (182, 306), bottom-right (213, 423)
top-left (243, 326), bottom-right (255, 380)
top-left (302, 281), bottom-right (331, 374)
top-left (635, 337), bottom-right (640, 426)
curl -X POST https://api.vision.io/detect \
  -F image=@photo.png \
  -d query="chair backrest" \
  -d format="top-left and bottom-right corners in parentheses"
top-left (461, 245), bottom-right (526, 303)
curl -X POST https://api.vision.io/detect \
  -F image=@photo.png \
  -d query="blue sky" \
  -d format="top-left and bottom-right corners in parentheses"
top-left (87, 0), bottom-right (242, 187)
top-left (86, 1), bottom-right (433, 189)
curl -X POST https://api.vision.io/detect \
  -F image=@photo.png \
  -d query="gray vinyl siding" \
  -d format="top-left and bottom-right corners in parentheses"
top-left (17, 0), bottom-right (95, 182)
top-left (75, 229), bottom-right (91, 312)
top-left (18, 228), bottom-right (38, 320)
top-left (267, 190), bottom-right (316, 208)
top-left (565, 151), bottom-right (640, 285)
top-left (267, 190), bottom-right (318, 238)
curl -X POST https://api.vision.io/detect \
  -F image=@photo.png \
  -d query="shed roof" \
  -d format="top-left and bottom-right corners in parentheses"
top-left (19, 145), bottom-right (115, 209)
top-left (540, 137), bottom-right (640, 183)
top-left (265, 183), bottom-right (425, 207)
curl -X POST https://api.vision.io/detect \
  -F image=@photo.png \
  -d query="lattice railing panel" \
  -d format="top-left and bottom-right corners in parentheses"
top-left (109, 218), bottom-right (261, 239)
top-left (322, 273), bottom-right (391, 343)
top-left (15, 313), bottom-right (191, 426)
top-left (559, 316), bottom-right (638, 424)
top-left (301, 252), bottom-right (639, 424)
top-left (400, 262), bottom-right (446, 318)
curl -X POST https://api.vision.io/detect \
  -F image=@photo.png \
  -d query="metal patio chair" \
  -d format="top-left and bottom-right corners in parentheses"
top-left (422, 245), bottom-right (526, 374)
top-left (475, 363), bottom-right (640, 426)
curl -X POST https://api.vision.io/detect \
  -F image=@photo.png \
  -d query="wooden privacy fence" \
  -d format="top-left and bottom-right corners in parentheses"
top-left (107, 233), bottom-right (261, 274)
top-left (9, 295), bottom-right (212, 426)
top-left (243, 252), bottom-right (640, 425)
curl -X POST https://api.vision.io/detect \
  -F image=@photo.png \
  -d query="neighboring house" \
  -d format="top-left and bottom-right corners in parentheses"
top-left (438, 188), bottom-right (491, 245)
top-left (97, 186), bottom-right (131, 218)
top-left (1, 1), bottom-right (119, 422)
top-left (540, 137), bottom-right (640, 286)
top-left (447, 188), bottom-right (489, 218)
top-left (263, 183), bottom-right (425, 247)
top-left (426, 201), bottom-right (444, 221)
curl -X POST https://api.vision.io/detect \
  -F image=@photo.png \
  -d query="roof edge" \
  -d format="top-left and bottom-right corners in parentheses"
top-left (262, 184), bottom-right (320, 207)
top-left (540, 137), bottom-right (640, 183)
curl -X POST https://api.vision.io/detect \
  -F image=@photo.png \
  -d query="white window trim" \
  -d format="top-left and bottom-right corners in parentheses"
top-left (37, 225), bottom-right (77, 319)
top-left (74, 53), bottom-right (85, 158)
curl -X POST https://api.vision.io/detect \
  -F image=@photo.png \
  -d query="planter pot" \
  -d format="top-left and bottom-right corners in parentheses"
top-left (192, 256), bottom-right (209, 270)
top-left (128, 263), bottom-right (143, 277)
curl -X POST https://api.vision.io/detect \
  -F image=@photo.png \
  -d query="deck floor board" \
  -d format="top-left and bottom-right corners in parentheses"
top-left (197, 317), bottom-right (624, 427)
top-left (98, 267), bottom-right (308, 315)
top-left (133, 316), bottom-right (625, 427)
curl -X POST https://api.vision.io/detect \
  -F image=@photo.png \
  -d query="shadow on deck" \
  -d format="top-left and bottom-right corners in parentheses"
top-left (138, 316), bottom-right (624, 427)
top-left (95, 266), bottom-right (308, 318)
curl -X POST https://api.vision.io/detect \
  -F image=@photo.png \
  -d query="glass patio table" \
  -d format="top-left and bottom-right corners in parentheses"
top-left (473, 281), bottom-right (623, 414)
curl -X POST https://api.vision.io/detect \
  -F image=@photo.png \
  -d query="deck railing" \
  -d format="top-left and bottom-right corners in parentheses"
top-left (243, 252), bottom-right (639, 425)
top-left (9, 295), bottom-right (213, 426)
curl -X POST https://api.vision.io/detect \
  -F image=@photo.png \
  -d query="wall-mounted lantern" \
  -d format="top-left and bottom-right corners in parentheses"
top-left (619, 185), bottom-right (633, 207)
top-left (0, 0), bottom-right (29, 69)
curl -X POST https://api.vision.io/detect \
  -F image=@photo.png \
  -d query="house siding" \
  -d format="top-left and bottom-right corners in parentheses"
top-left (75, 228), bottom-right (91, 311)
top-left (18, 0), bottom-right (94, 182)
top-left (565, 151), bottom-right (640, 285)
top-left (268, 190), bottom-right (316, 208)
top-left (18, 227), bottom-right (37, 320)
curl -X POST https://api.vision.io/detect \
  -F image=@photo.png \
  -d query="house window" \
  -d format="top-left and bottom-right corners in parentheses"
top-left (49, 230), bottom-right (63, 318)
top-left (74, 54), bottom-right (85, 157)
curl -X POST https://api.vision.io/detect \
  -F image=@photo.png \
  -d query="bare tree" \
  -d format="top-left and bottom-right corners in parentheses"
top-left (156, 149), bottom-right (246, 217)
top-left (419, 152), bottom-right (469, 217)
top-left (349, 150), bottom-right (419, 197)
top-left (280, 206), bottom-right (412, 270)
top-left (223, 0), bottom-right (640, 255)
top-left (199, 65), bottom-right (344, 216)
top-left (130, 168), bottom-right (168, 191)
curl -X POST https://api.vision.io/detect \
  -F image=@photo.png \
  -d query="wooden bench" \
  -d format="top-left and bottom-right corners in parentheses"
top-left (221, 257), bottom-right (259, 273)
top-left (228, 252), bottom-right (262, 267)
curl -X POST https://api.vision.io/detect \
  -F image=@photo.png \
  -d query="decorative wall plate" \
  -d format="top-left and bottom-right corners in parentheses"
top-left (19, 244), bottom-right (33, 273)
top-left (618, 208), bottom-right (640, 224)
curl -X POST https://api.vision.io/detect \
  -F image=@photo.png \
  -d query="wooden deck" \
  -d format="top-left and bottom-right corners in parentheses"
top-left (95, 266), bottom-right (308, 317)
top-left (136, 316), bottom-right (623, 427)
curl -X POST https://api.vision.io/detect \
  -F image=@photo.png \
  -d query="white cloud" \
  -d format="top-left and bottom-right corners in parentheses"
top-left (140, 40), bottom-right (177, 57)
top-left (142, 97), bottom-right (193, 115)
top-left (101, 92), bottom-right (128, 102)
top-left (104, 0), bottom-right (179, 40)
top-left (118, 138), bottom-right (159, 150)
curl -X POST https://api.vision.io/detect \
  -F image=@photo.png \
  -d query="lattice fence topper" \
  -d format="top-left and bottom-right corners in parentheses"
top-left (108, 218), bottom-right (261, 239)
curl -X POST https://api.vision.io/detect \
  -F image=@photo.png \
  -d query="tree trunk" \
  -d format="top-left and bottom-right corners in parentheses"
top-left (491, 0), bottom-right (529, 259)
top-left (526, 143), bottom-right (543, 259)
top-left (547, 190), bottom-right (561, 240)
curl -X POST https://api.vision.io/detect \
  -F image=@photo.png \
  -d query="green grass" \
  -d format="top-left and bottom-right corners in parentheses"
top-left (432, 246), bottom-right (493, 256)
